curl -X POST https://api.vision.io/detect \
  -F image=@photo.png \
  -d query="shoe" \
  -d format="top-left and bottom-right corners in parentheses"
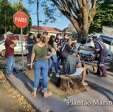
top-left (81, 81), bottom-right (88, 86)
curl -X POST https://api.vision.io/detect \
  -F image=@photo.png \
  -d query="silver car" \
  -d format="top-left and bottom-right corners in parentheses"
top-left (79, 35), bottom-right (113, 62)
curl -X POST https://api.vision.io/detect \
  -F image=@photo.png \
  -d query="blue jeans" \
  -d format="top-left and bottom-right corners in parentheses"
top-left (33, 59), bottom-right (48, 92)
top-left (6, 56), bottom-right (15, 75)
top-left (49, 55), bottom-right (60, 74)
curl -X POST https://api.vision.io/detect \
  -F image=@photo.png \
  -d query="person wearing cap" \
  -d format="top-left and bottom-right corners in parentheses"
top-left (92, 36), bottom-right (108, 77)
top-left (5, 34), bottom-right (17, 78)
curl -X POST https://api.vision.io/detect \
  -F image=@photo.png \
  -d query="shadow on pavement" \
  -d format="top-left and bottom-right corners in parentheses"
top-left (14, 70), bottom-right (33, 92)
top-left (88, 81), bottom-right (113, 102)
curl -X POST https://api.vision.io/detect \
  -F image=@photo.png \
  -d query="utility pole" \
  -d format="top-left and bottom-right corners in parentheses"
top-left (4, 10), bottom-right (7, 34)
top-left (36, 0), bottom-right (39, 34)
top-left (4, 0), bottom-right (8, 34)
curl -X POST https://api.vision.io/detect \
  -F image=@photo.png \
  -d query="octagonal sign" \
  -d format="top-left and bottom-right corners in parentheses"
top-left (13, 11), bottom-right (29, 28)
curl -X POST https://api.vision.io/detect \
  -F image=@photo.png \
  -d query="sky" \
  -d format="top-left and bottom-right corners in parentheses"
top-left (10, 0), bottom-right (70, 30)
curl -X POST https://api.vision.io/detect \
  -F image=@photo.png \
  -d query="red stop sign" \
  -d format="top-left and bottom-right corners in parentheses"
top-left (13, 11), bottom-right (29, 28)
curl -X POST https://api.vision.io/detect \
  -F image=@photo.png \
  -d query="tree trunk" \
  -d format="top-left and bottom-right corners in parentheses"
top-left (59, 75), bottom-right (87, 96)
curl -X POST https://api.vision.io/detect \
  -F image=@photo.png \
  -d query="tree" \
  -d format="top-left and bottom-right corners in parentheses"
top-left (29, 0), bottom-right (103, 42)
top-left (0, 0), bottom-right (13, 34)
top-left (0, 0), bottom-right (31, 34)
top-left (51, 0), bottom-right (97, 40)
top-left (89, 1), bottom-right (113, 33)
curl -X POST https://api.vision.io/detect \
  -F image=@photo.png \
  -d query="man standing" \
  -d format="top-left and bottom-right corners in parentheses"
top-left (92, 36), bottom-right (108, 77)
top-left (5, 34), bottom-right (17, 77)
top-left (26, 33), bottom-right (35, 66)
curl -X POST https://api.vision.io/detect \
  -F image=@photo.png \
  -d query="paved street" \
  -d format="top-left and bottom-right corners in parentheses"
top-left (5, 68), bottom-right (113, 112)
top-left (67, 74), bottom-right (113, 112)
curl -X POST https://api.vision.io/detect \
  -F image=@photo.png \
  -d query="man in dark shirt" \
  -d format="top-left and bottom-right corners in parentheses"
top-left (5, 34), bottom-right (17, 77)
top-left (93, 36), bottom-right (108, 77)
top-left (26, 33), bottom-right (35, 65)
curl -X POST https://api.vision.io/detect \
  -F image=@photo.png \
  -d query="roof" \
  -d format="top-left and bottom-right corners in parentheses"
top-left (63, 24), bottom-right (76, 33)
top-left (31, 26), bottom-right (62, 33)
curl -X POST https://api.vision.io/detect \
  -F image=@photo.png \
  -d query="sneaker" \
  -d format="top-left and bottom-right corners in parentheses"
top-left (81, 81), bottom-right (88, 86)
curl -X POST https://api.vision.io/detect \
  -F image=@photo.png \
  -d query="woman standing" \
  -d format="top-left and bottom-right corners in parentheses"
top-left (30, 35), bottom-right (52, 97)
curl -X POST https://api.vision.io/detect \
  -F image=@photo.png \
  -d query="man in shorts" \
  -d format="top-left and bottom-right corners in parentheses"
top-left (66, 53), bottom-right (88, 86)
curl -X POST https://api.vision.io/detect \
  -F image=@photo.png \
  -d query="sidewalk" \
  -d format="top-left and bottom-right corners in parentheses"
top-left (4, 70), bottom-right (113, 112)
top-left (107, 71), bottom-right (113, 77)
top-left (5, 71), bottom-right (72, 112)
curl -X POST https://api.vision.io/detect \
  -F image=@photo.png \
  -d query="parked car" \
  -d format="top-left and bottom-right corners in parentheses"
top-left (78, 45), bottom-right (96, 62)
top-left (0, 40), bottom-right (28, 55)
top-left (99, 35), bottom-right (113, 54)
top-left (78, 34), bottom-right (113, 62)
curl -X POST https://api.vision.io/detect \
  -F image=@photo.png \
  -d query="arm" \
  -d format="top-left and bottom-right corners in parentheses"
top-left (31, 53), bottom-right (35, 63)
top-left (30, 45), bottom-right (35, 69)
top-left (44, 50), bottom-right (53, 59)
top-left (30, 53), bottom-right (35, 69)
top-left (10, 43), bottom-right (16, 48)
top-left (75, 55), bottom-right (82, 68)
top-left (46, 36), bottom-right (50, 45)
top-left (10, 40), bottom-right (17, 48)
top-left (95, 42), bottom-right (101, 52)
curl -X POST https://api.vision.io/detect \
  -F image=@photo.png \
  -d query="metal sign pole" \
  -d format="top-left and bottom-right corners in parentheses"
top-left (21, 28), bottom-right (24, 69)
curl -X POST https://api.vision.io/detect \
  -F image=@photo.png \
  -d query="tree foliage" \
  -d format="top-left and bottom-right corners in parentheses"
top-left (0, 0), bottom-right (31, 34)
top-left (29, 0), bottom-right (100, 42)
top-left (29, 0), bottom-right (110, 42)
top-left (51, 0), bottom-right (97, 38)
top-left (89, 1), bottom-right (113, 33)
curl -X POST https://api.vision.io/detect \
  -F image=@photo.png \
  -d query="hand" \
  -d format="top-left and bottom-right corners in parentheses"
top-left (1, 50), bottom-right (5, 57)
top-left (12, 40), bottom-right (17, 45)
top-left (44, 55), bottom-right (52, 59)
top-left (30, 63), bottom-right (33, 69)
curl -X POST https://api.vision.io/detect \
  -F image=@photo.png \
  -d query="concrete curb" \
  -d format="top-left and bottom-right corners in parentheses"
top-left (107, 71), bottom-right (113, 76)
top-left (3, 70), bottom-right (72, 112)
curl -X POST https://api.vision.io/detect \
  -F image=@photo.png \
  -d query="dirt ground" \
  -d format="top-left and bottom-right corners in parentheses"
top-left (0, 55), bottom-right (86, 99)
top-left (0, 71), bottom-right (36, 112)
top-left (25, 68), bottom-right (87, 98)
